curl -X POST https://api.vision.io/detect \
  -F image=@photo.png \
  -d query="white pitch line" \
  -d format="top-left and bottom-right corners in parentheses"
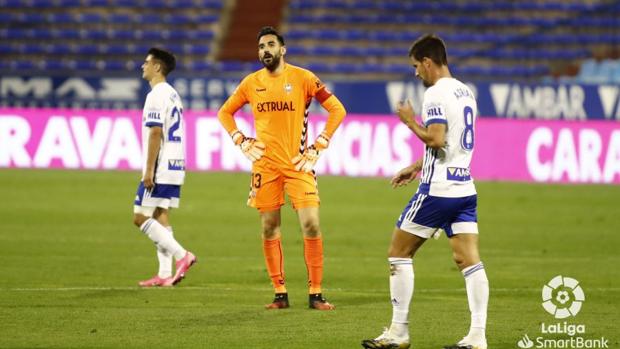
top-left (2, 286), bottom-right (619, 293)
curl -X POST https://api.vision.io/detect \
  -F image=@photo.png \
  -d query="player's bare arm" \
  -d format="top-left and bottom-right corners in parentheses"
top-left (396, 99), bottom-right (446, 148)
top-left (391, 158), bottom-right (423, 188)
top-left (144, 126), bottom-right (162, 189)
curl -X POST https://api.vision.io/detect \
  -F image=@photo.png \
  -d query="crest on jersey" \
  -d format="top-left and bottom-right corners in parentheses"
top-left (284, 83), bottom-right (292, 93)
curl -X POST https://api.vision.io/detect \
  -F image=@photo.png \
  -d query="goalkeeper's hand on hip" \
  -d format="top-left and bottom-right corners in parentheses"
top-left (292, 132), bottom-right (330, 173)
top-left (230, 130), bottom-right (265, 162)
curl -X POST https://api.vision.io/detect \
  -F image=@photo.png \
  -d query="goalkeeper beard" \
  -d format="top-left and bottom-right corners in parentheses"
top-left (260, 52), bottom-right (282, 72)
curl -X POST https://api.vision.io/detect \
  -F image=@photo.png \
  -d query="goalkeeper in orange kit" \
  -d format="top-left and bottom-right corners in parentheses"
top-left (217, 26), bottom-right (346, 310)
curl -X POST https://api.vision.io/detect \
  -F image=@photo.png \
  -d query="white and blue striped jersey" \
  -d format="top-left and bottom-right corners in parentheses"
top-left (142, 82), bottom-right (185, 185)
top-left (419, 77), bottom-right (477, 198)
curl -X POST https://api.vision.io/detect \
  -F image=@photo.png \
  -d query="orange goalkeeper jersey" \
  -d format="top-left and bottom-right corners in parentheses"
top-left (218, 63), bottom-right (345, 167)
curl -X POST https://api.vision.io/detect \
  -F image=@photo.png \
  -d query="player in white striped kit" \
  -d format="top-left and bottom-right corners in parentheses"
top-left (362, 35), bottom-right (488, 349)
top-left (132, 48), bottom-right (196, 287)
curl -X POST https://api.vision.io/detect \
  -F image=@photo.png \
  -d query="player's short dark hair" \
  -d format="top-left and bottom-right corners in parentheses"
top-left (257, 26), bottom-right (285, 46)
top-left (408, 34), bottom-right (448, 66)
top-left (148, 47), bottom-right (176, 76)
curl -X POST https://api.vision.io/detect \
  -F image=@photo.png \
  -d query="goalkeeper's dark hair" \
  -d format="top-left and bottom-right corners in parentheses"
top-left (148, 47), bottom-right (176, 76)
top-left (257, 26), bottom-right (285, 46)
top-left (408, 34), bottom-right (448, 66)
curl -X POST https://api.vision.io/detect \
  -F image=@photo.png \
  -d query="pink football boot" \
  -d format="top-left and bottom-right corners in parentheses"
top-left (163, 251), bottom-right (197, 286)
top-left (138, 275), bottom-right (173, 287)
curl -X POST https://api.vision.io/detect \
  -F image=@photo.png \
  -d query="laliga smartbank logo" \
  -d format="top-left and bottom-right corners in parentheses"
top-left (541, 275), bottom-right (584, 319)
top-left (516, 276), bottom-right (609, 349)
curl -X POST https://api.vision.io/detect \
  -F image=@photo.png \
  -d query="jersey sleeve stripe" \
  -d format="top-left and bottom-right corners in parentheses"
top-left (424, 119), bottom-right (448, 127)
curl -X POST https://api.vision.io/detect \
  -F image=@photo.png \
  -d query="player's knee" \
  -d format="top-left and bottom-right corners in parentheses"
top-left (452, 251), bottom-right (479, 270)
top-left (300, 219), bottom-right (320, 237)
top-left (133, 214), bottom-right (148, 228)
top-left (388, 244), bottom-right (413, 258)
top-left (452, 251), bottom-right (465, 268)
top-left (261, 221), bottom-right (280, 239)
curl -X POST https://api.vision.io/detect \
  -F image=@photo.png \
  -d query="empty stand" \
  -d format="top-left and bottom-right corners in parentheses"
top-left (0, 0), bottom-right (618, 82)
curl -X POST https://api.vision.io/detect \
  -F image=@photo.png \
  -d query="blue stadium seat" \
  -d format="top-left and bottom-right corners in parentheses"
top-left (167, 14), bottom-right (191, 24)
top-left (46, 12), bottom-right (73, 23)
top-left (183, 45), bottom-right (210, 55)
top-left (4, 28), bottom-right (27, 39)
top-left (48, 44), bottom-right (72, 55)
top-left (77, 13), bottom-right (104, 23)
top-left (109, 29), bottom-right (134, 40)
top-left (343, 30), bottom-right (365, 41)
top-left (30, 0), bottom-right (55, 8)
top-left (75, 45), bottom-right (100, 55)
top-left (285, 46), bottom-right (309, 56)
top-left (220, 61), bottom-right (246, 72)
top-left (191, 30), bottom-right (215, 40)
top-left (58, 0), bottom-right (85, 6)
top-left (42, 60), bottom-right (64, 70)
top-left (108, 13), bottom-right (134, 23)
top-left (309, 46), bottom-right (337, 56)
top-left (286, 29), bottom-right (309, 40)
top-left (136, 14), bottom-right (161, 24)
top-left (72, 60), bottom-right (98, 70)
top-left (106, 44), bottom-right (132, 55)
top-left (315, 29), bottom-right (341, 41)
top-left (84, 0), bottom-right (109, 6)
top-left (17, 13), bottom-right (47, 23)
top-left (140, 30), bottom-right (165, 41)
top-left (185, 60), bottom-right (215, 71)
top-left (365, 46), bottom-right (384, 56)
top-left (332, 62), bottom-right (358, 74)
top-left (111, 0), bottom-right (134, 7)
top-left (338, 46), bottom-right (364, 57)
top-left (383, 64), bottom-right (410, 75)
top-left (20, 44), bottom-right (46, 55)
top-left (359, 63), bottom-right (384, 74)
top-left (11, 60), bottom-right (36, 70)
top-left (0, 0), bottom-right (29, 7)
top-left (104, 61), bottom-right (127, 70)
top-left (134, 44), bottom-right (154, 54)
top-left (305, 62), bottom-right (330, 73)
top-left (0, 43), bottom-right (13, 54)
top-left (195, 14), bottom-right (219, 23)
top-left (81, 29), bottom-right (109, 40)
top-left (371, 31), bottom-right (398, 41)
top-left (0, 13), bottom-right (11, 24)
top-left (31, 29), bottom-right (54, 40)
top-left (53, 29), bottom-right (81, 40)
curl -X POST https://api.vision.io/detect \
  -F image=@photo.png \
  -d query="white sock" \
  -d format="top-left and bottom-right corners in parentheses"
top-left (140, 218), bottom-right (186, 260)
top-left (462, 262), bottom-right (488, 341)
top-left (156, 227), bottom-right (174, 278)
top-left (388, 257), bottom-right (413, 338)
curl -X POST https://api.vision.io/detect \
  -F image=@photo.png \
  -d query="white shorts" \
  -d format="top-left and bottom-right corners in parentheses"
top-left (397, 192), bottom-right (478, 239)
top-left (133, 182), bottom-right (180, 216)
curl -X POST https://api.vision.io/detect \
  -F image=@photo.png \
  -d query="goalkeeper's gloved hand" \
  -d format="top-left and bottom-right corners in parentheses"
top-left (230, 130), bottom-right (265, 162)
top-left (292, 132), bottom-right (330, 173)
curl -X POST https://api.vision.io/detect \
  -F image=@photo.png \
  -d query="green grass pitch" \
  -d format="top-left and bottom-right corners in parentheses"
top-left (0, 169), bottom-right (618, 348)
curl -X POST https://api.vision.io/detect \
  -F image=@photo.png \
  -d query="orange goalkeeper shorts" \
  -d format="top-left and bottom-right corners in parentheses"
top-left (247, 160), bottom-right (320, 212)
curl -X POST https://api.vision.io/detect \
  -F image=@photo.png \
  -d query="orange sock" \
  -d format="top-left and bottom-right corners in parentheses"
top-left (263, 237), bottom-right (286, 293)
top-left (304, 236), bottom-right (324, 294)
